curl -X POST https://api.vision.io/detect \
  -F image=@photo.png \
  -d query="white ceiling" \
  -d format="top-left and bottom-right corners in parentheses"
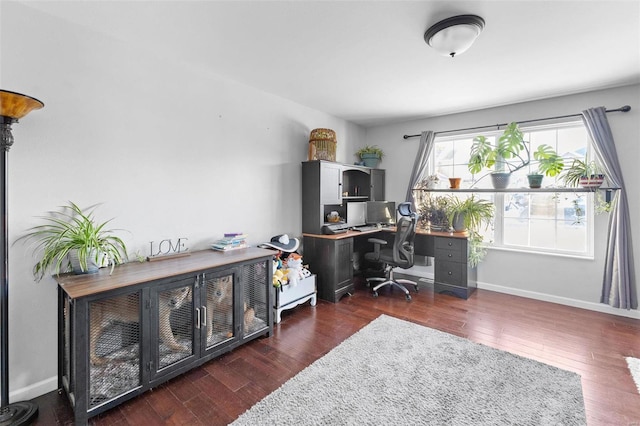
top-left (24, 0), bottom-right (640, 127)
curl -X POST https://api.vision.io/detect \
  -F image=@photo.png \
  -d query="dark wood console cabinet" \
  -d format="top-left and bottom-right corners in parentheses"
top-left (55, 248), bottom-right (273, 424)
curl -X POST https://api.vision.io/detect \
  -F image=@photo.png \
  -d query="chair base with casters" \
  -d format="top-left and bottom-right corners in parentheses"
top-left (366, 266), bottom-right (418, 301)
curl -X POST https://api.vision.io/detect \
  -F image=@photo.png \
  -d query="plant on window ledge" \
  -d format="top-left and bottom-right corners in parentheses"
top-left (468, 122), bottom-right (531, 188)
top-left (560, 158), bottom-right (610, 212)
top-left (526, 144), bottom-right (565, 188)
top-left (560, 158), bottom-right (605, 188)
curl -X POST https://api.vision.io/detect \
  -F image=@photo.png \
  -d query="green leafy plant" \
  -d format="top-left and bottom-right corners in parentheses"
top-left (417, 195), bottom-right (451, 230)
top-left (445, 195), bottom-right (494, 233)
top-left (18, 202), bottom-right (128, 281)
top-left (560, 159), bottom-right (603, 187)
top-left (531, 144), bottom-right (564, 177)
top-left (355, 145), bottom-right (384, 159)
top-left (468, 122), bottom-right (530, 175)
top-left (445, 195), bottom-right (494, 267)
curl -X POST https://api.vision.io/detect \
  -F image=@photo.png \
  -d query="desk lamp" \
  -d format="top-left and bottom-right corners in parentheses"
top-left (0, 89), bottom-right (44, 425)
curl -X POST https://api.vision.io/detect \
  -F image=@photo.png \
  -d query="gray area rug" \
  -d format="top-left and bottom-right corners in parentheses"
top-left (626, 357), bottom-right (640, 393)
top-left (232, 315), bottom-right (586, 425)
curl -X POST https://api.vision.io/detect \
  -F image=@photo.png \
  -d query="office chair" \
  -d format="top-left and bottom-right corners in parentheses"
top-left (364, 202), bottom-right (419, 301)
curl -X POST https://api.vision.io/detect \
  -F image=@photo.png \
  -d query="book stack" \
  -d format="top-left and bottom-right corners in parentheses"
top-left (211, 233), bottom-right (248, 251)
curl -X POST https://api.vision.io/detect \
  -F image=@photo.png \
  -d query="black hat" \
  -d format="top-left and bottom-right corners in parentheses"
top-left (258, 234), bottom-right (300, 252)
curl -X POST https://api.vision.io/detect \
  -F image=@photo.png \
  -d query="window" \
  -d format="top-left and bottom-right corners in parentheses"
top-left (424, 121), bottom-right (596, 257)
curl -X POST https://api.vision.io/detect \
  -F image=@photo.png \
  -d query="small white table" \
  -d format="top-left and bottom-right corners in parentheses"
top-left (272, 275), bottom-right (317, 323)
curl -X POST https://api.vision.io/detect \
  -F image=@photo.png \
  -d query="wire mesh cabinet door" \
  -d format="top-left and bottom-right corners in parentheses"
top-left (199, 259), bottom-right (271, 357)
top-left (240, 259), bottom-right (271, 341)
top-left (201, 268), bottom-right (239, 354)
top-left (149, 276), bottom-right (198, 381)
top-left (86, 290), bottom-right (143, 413)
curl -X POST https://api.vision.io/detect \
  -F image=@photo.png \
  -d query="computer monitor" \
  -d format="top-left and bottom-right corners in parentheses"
top-left (366, 201), bottom-right (396, 226)
top-left (346, 202), bottom-right (367, 227)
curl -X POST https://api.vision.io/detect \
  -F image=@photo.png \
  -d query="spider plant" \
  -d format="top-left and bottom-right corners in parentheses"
top-left (445, 195), bottom-right (494, 234)
top-left (17, 202), bottom-right (128, 281)
top-left (560, 159), bottom-right (604, 187)
top-left (446, 195), bottom-right (494, 267)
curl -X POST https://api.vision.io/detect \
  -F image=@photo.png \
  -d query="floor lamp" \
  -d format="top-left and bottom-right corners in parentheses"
top-left (0, 90), bottom-right (44, 425)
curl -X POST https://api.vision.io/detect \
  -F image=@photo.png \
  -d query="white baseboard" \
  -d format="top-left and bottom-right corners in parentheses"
top-left (10, 376), bottom-right (57, 403)
top-left (478, 281), bottom-right (640, 319)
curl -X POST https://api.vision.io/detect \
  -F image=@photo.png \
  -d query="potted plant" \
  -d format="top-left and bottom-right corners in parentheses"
top-left (445, 195), bottom-right (494, 233)
top-left (18, 201), bottom-right (128, 281)
top-left (417, 195), bottom-right (451, 231)
top-left (526, 144), bottom-right (565, 188)
top-left (445, 195), bottom-right (494, 267)
top-left (560, 158), bottom-right (605, 189)
top-left (468, 122), bottom-right (530, 188)
top-left (355, 145), bottom-right (384, 168)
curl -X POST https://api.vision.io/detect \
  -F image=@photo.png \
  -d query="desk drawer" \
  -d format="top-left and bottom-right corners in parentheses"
top-left (435, 248), bottom-right (465, 263)
top-left (435, 260), bottom-right (464, 286)
top-left (435, 237), bottom-right (464, 253)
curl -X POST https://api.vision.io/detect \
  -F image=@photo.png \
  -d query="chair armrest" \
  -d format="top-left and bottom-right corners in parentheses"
top-left (368, 238), bottom-right (388, 246)
top-left (367, 238), bottom-right (387, 257)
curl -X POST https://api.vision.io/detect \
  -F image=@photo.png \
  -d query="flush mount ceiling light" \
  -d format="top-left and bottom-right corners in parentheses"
top-left (424, 14), bottom-right (485, 57)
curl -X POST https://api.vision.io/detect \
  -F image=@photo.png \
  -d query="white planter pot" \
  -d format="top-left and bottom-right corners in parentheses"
top-left (68, 249), bottom-right (102, 274)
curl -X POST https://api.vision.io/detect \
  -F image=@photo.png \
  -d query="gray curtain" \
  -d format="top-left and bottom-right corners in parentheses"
top-left (405, 130), bottom-right (436, 206)
top-left (581, 107), bottom-right (637, 309)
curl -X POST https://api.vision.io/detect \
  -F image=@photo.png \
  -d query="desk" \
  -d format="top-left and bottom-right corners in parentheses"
top-left (303, 228), bottom-right (476, 302)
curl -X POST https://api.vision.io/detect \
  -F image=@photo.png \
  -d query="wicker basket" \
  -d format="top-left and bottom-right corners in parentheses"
top-left (309, 139), bottom-right (336, 161)
top-left (309, 128), bottom-right (336, 142)
top-left (308, 128), bottom-right (337, 161)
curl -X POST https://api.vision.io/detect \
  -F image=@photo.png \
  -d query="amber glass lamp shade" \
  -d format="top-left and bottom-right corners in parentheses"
top-left (0, 90), bottom-right (44, 122)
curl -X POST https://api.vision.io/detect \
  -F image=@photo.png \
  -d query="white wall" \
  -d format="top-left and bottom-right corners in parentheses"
top-left (1, 3), bottom-right (365, 401)
top-left (364, 84), bottom-right (640, 318)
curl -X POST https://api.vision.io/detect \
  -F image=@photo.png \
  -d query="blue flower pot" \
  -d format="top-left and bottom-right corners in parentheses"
top-left (527, 174), bottom-right (544, 189)
top-left (360, 153), bottom-right (380, 168)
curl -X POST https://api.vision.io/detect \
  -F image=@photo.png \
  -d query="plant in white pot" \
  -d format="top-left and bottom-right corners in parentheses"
top-left (468, 122), bottom-right (530, 189)
top-left (355, 145), bottom-right (384, 168)
top-left (18, 201), bottom-right (128, 281)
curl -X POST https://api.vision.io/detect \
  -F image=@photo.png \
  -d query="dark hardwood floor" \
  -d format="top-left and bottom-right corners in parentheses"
top-left (31, 279), bottom-right (640, 425)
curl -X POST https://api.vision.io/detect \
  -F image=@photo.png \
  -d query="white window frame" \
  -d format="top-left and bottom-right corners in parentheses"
top-left (428, 120), bottom-right (596, 259)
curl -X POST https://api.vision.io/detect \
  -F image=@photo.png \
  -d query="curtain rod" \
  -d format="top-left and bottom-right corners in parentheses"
top-left (402, 105), bottom-right (631, 139)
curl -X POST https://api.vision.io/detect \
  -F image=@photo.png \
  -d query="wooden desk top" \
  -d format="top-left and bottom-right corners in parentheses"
top-left (303, 227), bottom-right (468, 240)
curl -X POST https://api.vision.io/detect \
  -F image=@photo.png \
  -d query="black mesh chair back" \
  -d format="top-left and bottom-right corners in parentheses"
top-left (392, 214), bottom-right (416, 268)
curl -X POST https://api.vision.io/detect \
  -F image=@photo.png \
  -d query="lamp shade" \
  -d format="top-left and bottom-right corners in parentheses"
top-left (0, 90), bottom-right (44, 121)
top-left (424, 15), bottom-right (485, 57)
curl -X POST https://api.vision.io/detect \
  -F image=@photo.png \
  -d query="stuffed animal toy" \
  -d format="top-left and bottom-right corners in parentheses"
top-left (273, 268), bottom-right (287, 288)
top-left (301, 266), bottom-right (312, 278)
top-left (285, 253), bottom-right (305, 287)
